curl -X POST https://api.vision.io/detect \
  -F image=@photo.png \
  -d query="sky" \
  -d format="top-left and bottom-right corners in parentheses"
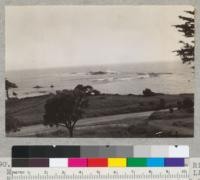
top-left (5, 5), bottom-right (194, 71)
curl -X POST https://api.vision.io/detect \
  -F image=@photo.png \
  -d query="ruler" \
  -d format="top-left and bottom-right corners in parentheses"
top-left (9, 167), bottom-right (189, 180)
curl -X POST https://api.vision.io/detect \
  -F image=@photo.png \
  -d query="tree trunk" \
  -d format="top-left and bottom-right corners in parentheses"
top-left (6, 89), bottom-right (9, 99)
top-left (69, 128), bottom-right (73, 137)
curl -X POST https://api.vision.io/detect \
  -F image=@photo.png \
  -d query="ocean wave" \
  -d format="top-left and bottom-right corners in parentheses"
top-left (137, 74), bottom-right (150, 79)
top-left (92, 76), bottom-right (135, 83)
top-left (70, 72), bottom-right (87, 76)
top-left (92, 77), bottom-right (115, 83)
top-left (137, 72), bottom-right (172, 79)
top-left (118, 77), bottom-right (133, 81)
top-left (106, 70), bottom-right (117, 74)
top-left (57, 72), bottom-right (87, 77)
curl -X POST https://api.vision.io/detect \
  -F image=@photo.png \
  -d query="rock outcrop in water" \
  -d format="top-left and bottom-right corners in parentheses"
top-left (89, 71), bottom-right (107, 75)
top-left (33, 85), bottom-right (43, 89)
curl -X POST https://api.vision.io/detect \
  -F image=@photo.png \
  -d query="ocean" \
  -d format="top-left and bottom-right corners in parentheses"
top-left (6, 61), bottom-right (194, 98)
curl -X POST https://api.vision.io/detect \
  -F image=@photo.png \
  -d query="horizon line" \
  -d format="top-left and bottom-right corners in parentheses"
top-left (6, 59), bottom-right (180, 72)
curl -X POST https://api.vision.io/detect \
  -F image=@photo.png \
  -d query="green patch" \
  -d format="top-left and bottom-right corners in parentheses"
top-left (127, 158), bottom-right (147, 167)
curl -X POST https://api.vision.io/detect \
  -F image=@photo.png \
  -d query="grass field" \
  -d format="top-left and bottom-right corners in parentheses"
top-left (6, 93), bottom-right (193, 127)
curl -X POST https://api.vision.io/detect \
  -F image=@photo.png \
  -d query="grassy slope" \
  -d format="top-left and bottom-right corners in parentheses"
top-left (85, 93), bottom-right (193, 117)
top-left (145, 110), bottom-right (194, 137)
top-left (6, 93), bottom-right (194, 127)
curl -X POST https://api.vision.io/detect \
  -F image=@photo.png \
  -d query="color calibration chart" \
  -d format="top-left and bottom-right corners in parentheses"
top-left (1, 145), bottom-right (200, 180)
top-left (12, 145), bottom-right (189, 168)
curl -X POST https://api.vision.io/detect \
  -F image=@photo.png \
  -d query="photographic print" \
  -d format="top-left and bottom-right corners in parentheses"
top-left (5, 5), bottom-right (194, 137)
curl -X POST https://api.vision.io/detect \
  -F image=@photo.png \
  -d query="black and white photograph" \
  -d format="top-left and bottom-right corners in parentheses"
top-left (5, 5), bottom-right (194, 137)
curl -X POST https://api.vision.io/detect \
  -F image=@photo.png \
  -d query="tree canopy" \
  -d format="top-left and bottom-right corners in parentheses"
top-left (5, 79), bottom-right (18, 99)
top-left (43, 85), bottom-right (100, 137)
top-left (173, 10), bottom-right (195, 65)
top-left (6, 79), bottom-right (17, 89)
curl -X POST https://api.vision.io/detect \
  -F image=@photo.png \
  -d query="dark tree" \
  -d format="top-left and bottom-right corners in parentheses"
top-left (43, 85), bottom-right (96, 137)
top-left (173, 10), bottom-right (195, 65)
top-left (5, 79), bottom-right (18, 99)
top-left (143, 88), bottom-right (155, 97)
top-left (13, 91), bottom-right (18, 98)
top-left (91, 89), bottom-right (101, 96)
top-left (6, 114), bottom-right (20, 132)
top-left (182, 97), bottom-right (194, 109)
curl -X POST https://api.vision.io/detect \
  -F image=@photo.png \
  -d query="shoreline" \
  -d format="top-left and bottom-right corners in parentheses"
top-left (7, 91), bottom-right (194, 101)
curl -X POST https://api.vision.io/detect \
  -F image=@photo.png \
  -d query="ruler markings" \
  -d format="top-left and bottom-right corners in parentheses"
top-left (9, 167), bottom-right (189, 180)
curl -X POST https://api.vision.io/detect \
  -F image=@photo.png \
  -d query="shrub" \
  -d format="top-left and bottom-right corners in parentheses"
top-left (159, 98), bottom-right (166, 109)
top-left (182, 98), bottom-right (194, 109)
top-left (6, 114), bottom-right (20, 132)
top-left (143, 88), bottom-right (155, 97)
top-left (5, 79), bottom-right (18, 99)
top-left (169, 105), bottom-right (174, 113)
top-left (177, 100), bottom-right (182, 110)
top-left (92, 89), bottom-right (101, 96)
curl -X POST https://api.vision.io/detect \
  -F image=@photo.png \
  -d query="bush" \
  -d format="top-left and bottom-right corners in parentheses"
top-left (182, 98), bottom-right (194, 109)
top-left (177, 100), bottom-right (182, 110)
top-left (6, 114), bottom-right (20, 132)
top-left (143, 88), bottom-right (155, 97)
top-left (158, 98), bottom-right (166, 109)
top-left (92, 89), bottom-right (101, 96)
top-left (169, 105), bottom-right (174, 113)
